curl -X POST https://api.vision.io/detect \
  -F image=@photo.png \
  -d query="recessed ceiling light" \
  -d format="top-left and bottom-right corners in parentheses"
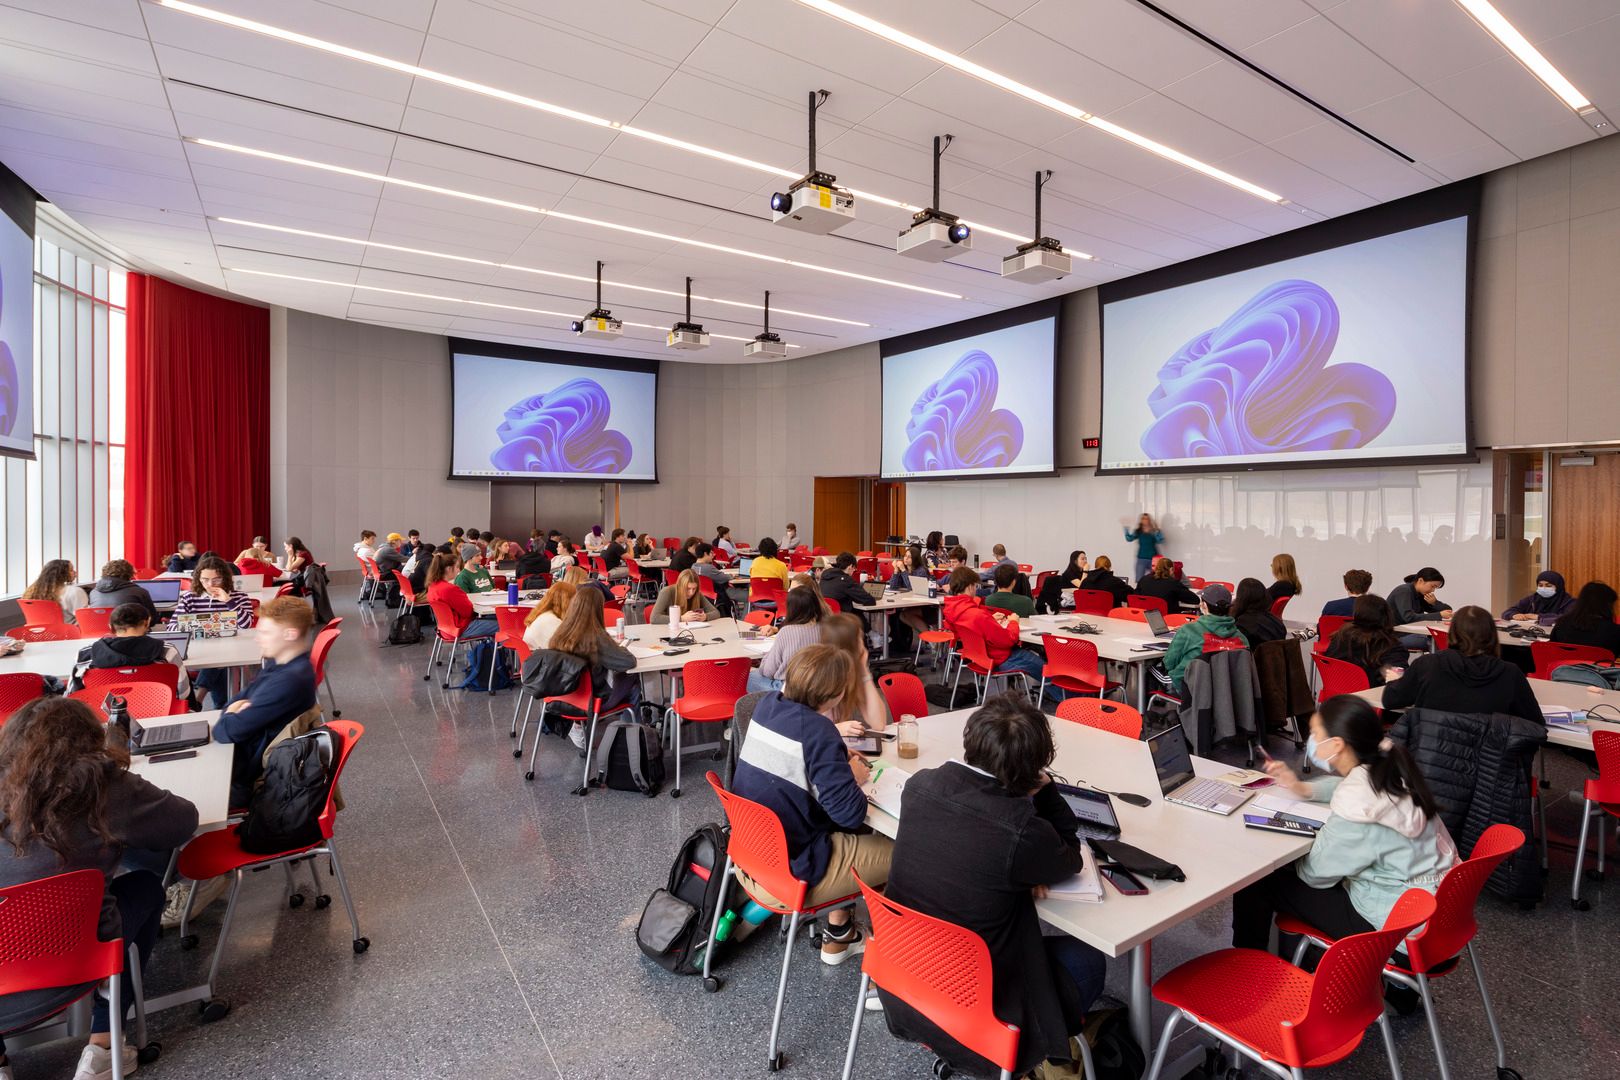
top-left (224, 266), bottom-right (796, 345)
top-left (791, 0), bottom-right (1288, 205)
top-left (1451, 0), bottom-right (1593, 111)
top-left (188, 138), bottom-right (965, 299)
top-left (157, 0), bottom-right (1089, 256)
top-left (213, 216), bottom-right (870, 326)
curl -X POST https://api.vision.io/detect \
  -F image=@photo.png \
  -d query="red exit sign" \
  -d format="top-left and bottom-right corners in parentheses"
top-left (1082, 437), bottom-right (1100, 450)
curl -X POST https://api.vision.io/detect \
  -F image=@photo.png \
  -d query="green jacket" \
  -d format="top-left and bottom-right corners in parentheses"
top-left (1163, 612), bottom-right (1246, 691)
top-left (453, 568), bottom-right (493, 594)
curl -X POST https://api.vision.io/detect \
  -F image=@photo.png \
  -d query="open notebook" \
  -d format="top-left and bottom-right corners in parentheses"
top-left (862, 762), bottom-right (909, 817)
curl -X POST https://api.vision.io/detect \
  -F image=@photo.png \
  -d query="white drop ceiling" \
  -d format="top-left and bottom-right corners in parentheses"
top-left (0, 0), bottom-right (1614, 361)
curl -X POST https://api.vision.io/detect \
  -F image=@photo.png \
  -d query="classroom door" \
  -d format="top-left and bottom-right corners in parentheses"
top-left (813, 477), bottom-right (862, 554)
top-left (870, 481), bottom-right (906, 548)
top-left (1549, 453), bottom-right (1620, 594)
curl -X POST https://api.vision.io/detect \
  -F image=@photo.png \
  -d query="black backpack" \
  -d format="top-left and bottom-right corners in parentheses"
top-left (591, 719), bottom-right (665, 796)
top-left (636, 821), bottom-right (729, 975)
top-left (385, 614), bottom-right (423, 646)
top-left (925, 681), bottom-right (977, 710)
top-left (237, 728), bottom-right (336, 854)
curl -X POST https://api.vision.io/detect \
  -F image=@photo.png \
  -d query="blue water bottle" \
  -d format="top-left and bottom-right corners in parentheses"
top-left (507, 582), bottom-right (519, 605)
top-left (731, 900), bottom-right (774, 943)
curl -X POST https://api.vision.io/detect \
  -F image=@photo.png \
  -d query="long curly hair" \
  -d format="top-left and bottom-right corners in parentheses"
top-left (0, 698), bottom-right (130, 863)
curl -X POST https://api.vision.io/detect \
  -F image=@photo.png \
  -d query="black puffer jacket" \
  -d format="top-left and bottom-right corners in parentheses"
top-left (1389, 707), bottom-right (1546, 904)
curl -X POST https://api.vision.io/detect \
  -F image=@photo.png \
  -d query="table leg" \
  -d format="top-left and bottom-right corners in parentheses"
top-left (878, 610), bottom-right (891, 660)
top-left (1136, 661), bottom-right (1148, 714)
top-left (1128, 939), bottom-right (1153, 1051)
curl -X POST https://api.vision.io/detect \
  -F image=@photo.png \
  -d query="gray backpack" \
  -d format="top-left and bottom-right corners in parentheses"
top-left (590, 719), bottom-right (665, 796)
top-left (1551, 663), bottom-right (1620, 690)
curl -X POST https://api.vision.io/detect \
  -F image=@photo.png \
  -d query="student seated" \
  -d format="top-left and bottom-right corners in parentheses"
top-left (942, 567), bottom-right (1048, 695)
top-left (944, 544), bottom-right (969, 572)
top-left (283, 536), bottom-right (314, 581)
top-left (632, 533), bottom-right (657, 560)
top-left (214, 596), bottom-right (318, 807)
top-left (1551, 582), bottom-right (1620, 656)
top-left (669, 536), bottom-right (702, 574)
top-left (733, 645), bottom-right (889, 963)
top-left (818, 553), bottom-right (872, 628)
top-left (175, 557), bottom-right (257, 707)
top-left (712, 525), bottom-right (738, 559)
top-left (22, 558), bottom-right (88, 625)
top-left (1132, 556), bottom-right (1199, 611)
top-left (599, 529), bottom-right (629, 578)
top-left (882, 695), bottom-right (1106, 1076)
top-left (1079, 555), bottom-right (1129, 607)
top-left (819, 612), bottom-right (889, 731)
top-left (1231, 577), bottom-right (1289, 646)
top-left (984, 562), bottom-right (1036, 618)
top-left (1035, 551), bottom-right (1087, 614)
top-left (166, 541), bottom-right (200, 574)
top-left (351, 531), bottom-right (377, 562)
top-left (454, 544), bottom-right (495, 593)
top-left (549, 540), bottom-right (578, 577)
top-left (0, 697), bottom-right (199, 1080)
top-left (1387, 567), bottom-right (1451, 648)
top-left (1163, 583), bottom-right (1246, 692)
top-left (883, 546), bottom-right (933, 645)
top-left (548, 589), bottom-right (638, 750)
top-left (425, 552), bottom-right (500, 642)
top-left (71, 602), bottom-right (193, 702)
top-left (978, 543), bottom-right (1017, 582)
top-left (748, 587), bottom-right (825, 694)
top-left (1325, 595), bottom-right (1410, 686)
top-left (236, 536), bottom-right (275, 567)
top-left (779, 522), bottom-right (799, 551)
top-left (652, 570), bottom-right (720, 625)
top-left (922, 530), bottom-right (947, 571)
top-left (88, 559), bottom-right (159, 625)
top-left (748, 537), bottom-right (790, 588)
top-left (1234, 697), bottom-right (1456, 973)
top-left (691, 544), bottom-right (735, 618)
top-left (1502, 570), bottom-right (1575, 626)
top-left (1322, 568), bottom-right (1372, 617)
top-left (522, 581), bottom-right (576, 651)
top-left (374, 533), bottom-right (406, 579)
top-left (584, 525), bottom-right (607, 553)
top-left (1381, 606), bottom-right (1541, 727)
top-left (1267, 553), bottom-right (1302, 605)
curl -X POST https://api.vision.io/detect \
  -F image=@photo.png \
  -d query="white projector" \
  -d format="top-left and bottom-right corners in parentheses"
top-left (896, 210), bottom-right (971, 262)
top-left (666, 323), bottom-right (710, 350)
top-left (743, 333), bottom-right (789, 359)
top-left (571, 310), bottom-right (622, 341)
top-left (770, 175), bottom-right (856, 234)
top-left (1001, 238), bottom-right (1071, 283)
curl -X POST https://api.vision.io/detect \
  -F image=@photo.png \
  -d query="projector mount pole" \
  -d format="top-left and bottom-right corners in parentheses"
top-left (931, 134), bottom-right (954, 211)
top-left (595, 260), bottom-right (604, 311)
top-left (763, 290), bottom-right (771, 337)
top-left (685, 276), bottom-right (693, 324)
top-left (806, 90), bottom-right (830, 180)
top-left (1034, 170), bottom-right (1051, 240)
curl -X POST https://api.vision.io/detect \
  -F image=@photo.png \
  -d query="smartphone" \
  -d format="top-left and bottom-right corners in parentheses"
top-left (1100, 866), bottom-right (1148, 896)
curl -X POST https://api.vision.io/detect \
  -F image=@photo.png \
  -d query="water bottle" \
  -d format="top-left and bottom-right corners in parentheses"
top-left (507, 582), bottom-right (519, 605)
top-left (731, 900), bottom-right (773, 944)
top-left (615, 616), bottom-right (626, 643)
top-left (714, 909), bottom-right (740, 943)
top-left (669, 604), bottom-right (680, 634)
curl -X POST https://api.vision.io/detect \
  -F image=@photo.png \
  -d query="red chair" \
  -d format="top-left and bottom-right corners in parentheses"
top-left (839, 870), bottom-right (1092, 1080)
top-left (80, 662), bottom-right (182, 693)
top-left (364, 557), bottom-right (389, 606)
top-left (877, 671), bottom-right (927, 724)
top-left (422, 598), bottom-right (495, 688)
top-left (310, 625), bottom-right (343, 717)
top-left (744, 609), bottom-right (777, 630)
top-left (914, 626), bottom-right (956, 675)
top-left (979, 561), bottom-right (997, 569)
top-left (661, 536), bottom-right (681, 553)
top-left (624, 558), bottom-right (655, 601)
top-left (855, 557), bottom-right (878, 581)
top-left (1279, 824), bottom-right (1526, 1080)
top-left (178, 720), bottom-right (368, 1012)
top-left (1107, 607), bottom-right (1148, 623)
top-left (1310, 652), bottom-right (1371, 703)
top-left (0, 870), bottom-right (150, 1077)
top-left (663, 569), bottom-right (680, 587)
top-left (1127, 594), bottom-right (1169, 616)
top-left (1038, 635), bottom-right (1120, 702)
top-left (1270, 595), bottom-right (1291, 618)
top-left (1034, 571), bottom-right (1056, 597)
top-left (952, 627), bottom-right (1032, 706)
top-left (749, 577), bottom-right (786, 614)
top-left (487, 606), bottom-right (530, 696)
top-left (0, 672), bottom-right (46, 722)
top-left (5, 623), bottom-right (82, 642)
top-left (702, 773), bottom-right (861, 1070)
top-left (1141, 890), bottom-right (1437, 1080)
top-left (589, 555), bottom-right (609, 576)
top-left (515, 669), bottom-right (635, 786)
top-left (274, 583), bottom-right (296, 598)
top-left (822, 597), bottom-right (843, 614)
top-left (1315, 615), bottom-right (1351, 654)
top-left (69, 683), bottom-right (183, 721)
top-left (133, 567), bottom-right (161, 580)
top-left (17, 598), bottom-right (66, 625)
top-left (392, 571), bottom-right (418, 617)
top-left (664, 659), bottom-right (749, 797)
top-left (1184, 576), bottom-right (1207, 590)
top-left (1055, 698), bottom-right (1142, 739)
top-left (1530, 640), bottom-right (1613, 680)
top-left (73, 606), bottom-right (117, 637)
top-left (1164, 613), bottom-right (1196, 628)
top-left (1072, 589), bottom-right (1115, 617)
top-left (697, 576), bottom-right (718, 602)
top-left (789, 552), bottom-right (815, 573)
top-left (1016, 563), bottom-right (1033, 573)
top-left (1428, 625), bottom-right (1449, 651)
top-left (1573, 730), bottom-right (1620, 912)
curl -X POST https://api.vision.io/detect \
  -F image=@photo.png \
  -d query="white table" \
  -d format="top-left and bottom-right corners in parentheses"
top-left (130, 710), bottom-right (234, 827)
top-left (1352, 676), bottom-right (1620, 752)
top-left (471, 592), bottom-right (543, 614)
top-left (1394, 620), bottom-right (1551, 650)
top-left (865, 708), bottom-right (1315, 1051)
top-left (620, 617), bottom-right (758, 674)
top-left (852, 591), bottom-right (941, 658)
top-left (0, 635), bottom-right (265, 680)
top-left (1019, 613), bottom-right (1174, 711)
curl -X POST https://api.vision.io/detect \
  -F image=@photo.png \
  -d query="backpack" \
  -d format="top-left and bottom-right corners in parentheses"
top-left (591, 719), bottom-right (665, 795)
top-left (1551, 663), bottom-right (1620, 690)
top-left (237, 727), bottom-right (336, 854)
top-left (925, 681), bottom-right (977, 709)
top-left (636, 821), bottom-right (729, 975)
top-left (385, 614), bottom-right (423, 646)
top-left (457, 639), bottom-right (513, 692)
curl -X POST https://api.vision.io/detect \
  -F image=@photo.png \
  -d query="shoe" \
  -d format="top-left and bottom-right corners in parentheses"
top-left (820, 924), bottom-right (865, 966)
top-left (159, 882), bottom-right (190, 929)
top-left (163, 875), bottom-right (230, 929)
top-left (72, 1042), bottom-right (138, 1080)
top-left (1383, 983), bottom-right (1421, 1017)
top-left (568, 722), bottom-right (588, 751)
top-left (863, 991), bottom-right (884, 1012)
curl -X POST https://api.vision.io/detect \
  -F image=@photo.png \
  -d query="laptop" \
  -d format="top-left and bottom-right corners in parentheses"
top-left (129, 717), bottom-right (212, 756)
top-left (148, 631), bottom-right (191, 660)
top-left (172, 611), bottom-right (239, 637)
top-left (1147, 726), bottom-right (1252, 816)
top-left (1055, 784), bottom-right (1122, 842)
top-left (737, 557), bottom-right (754, 575)
top-left (908, 574), bottom-right (933, 596)
top-left (142, 578), bottom-right (183, 604)
top-left (233, 573), bottom-right (263, 591)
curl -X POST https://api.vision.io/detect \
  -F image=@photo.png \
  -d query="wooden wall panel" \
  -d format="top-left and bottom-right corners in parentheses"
top-left (1550, 456), bottom-right (1620, 594)
top-left (814, 477), bottom-right (862, 555)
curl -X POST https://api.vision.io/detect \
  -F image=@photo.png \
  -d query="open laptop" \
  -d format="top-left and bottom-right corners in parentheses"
top-left (1147, 726), bottom-right (1252, 816)
top-left (172, 611), bottom-right (239, 637)
top-left (147, 631), bottom-right (191, 660)
top-left (908, 574), bottom-right (933, 596)
top-left (736, 557), bottom-right (754, 575)
top-left (1055, 784), bottom-right (1122, 841)
top-left (233, 573), bottom-right (263, 591)
top-left (129, 717), bottom-right (212, 756)
top-left (142, 578), bottom-right (183, 604)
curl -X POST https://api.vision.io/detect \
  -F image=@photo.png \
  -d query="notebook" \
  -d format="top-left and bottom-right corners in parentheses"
top-left (861, 762), bottom-right (910, 817)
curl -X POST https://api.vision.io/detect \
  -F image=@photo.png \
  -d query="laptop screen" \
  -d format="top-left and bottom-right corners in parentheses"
top-left (1056, 785), bottom-right (1120, 833)
top-left (1144, 608), bottom-right (1169, 635)
top-left (1148, 727), bottom-right (1196, 794)
top-left (142, 578), bottom-right (183, 604)
top-left (148, 631), bottom-right (191, 660)
top-left (737, 558), bottom-right (753, 575)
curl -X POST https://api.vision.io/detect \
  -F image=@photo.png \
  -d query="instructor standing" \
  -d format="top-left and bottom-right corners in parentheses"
top-left (1123, 513), bottom-right (1164, 586)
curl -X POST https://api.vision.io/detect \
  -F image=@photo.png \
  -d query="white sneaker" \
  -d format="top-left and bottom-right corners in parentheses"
top-left (863, 991), bottom-right (884, 1012)
top-left (568, 722), bottom-right (588, 751)
top-left (820, 925), bottom-right (865, 966)
top-left (72, 1042), bottom-right (138, 1080)
top-left (1, 1058), bottom-right (14, 1080)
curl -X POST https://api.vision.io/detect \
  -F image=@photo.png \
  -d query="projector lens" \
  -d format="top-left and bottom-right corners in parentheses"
top-left (770, 192), bottom-right (790, 213)
top-left (948, 223), bottom-right (971, 244)
top-left (569, 320), bottom-right (583, 333)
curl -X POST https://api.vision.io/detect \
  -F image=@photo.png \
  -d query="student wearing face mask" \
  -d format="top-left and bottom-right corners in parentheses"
top-left (1501, 570), bottom-right (1574, 626)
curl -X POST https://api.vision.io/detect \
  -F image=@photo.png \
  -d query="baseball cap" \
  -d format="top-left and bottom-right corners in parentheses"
top-left (387, 532), bottom-right (404, 543)
top-left (1201, 583), bottom-right (1232, 608)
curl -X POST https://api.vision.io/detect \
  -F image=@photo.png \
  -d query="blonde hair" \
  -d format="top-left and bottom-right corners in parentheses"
top-left (1151, 557), bottom-right (1175, 580)
top-left (671, 570), bottom-right (706, 615)
top-left (1093, 555), bottom-right (1112, 572)
top-left (1272, 553), bottom-right (1302, 596)
top-left (818, 613), bottom-right (870, 724)
top-left (562, 566), bottom-right (590, 588)
top-left (524, 580), bottom-right (576, 626)
top-left (789, 572), bottom-right (827, 612)
top-left (782, 645), bottom-right (852, 712)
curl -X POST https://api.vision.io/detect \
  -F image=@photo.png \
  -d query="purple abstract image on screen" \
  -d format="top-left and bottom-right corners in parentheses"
top-left (0, 263), bottom-right (18, 437)
top-left (489, 377), bottom-right (632, 474)
top-left (901, 349), bottom-right (1024, 472)
top-left (1140, 279), bottom-right (1396, 460)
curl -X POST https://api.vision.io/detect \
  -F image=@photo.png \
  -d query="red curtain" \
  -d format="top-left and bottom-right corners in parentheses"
top-left (124, 274), bottom-right (269, 571)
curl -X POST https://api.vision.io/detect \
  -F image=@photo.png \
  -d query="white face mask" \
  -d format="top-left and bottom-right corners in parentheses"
top-left (1536, 585), bottom-right (1556, 599)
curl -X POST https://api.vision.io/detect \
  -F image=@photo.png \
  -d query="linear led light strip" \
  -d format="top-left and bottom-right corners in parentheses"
top-left (155, 0), bottom-right (1090, 256)
top-left (214, 216), bottom-right (868, 326)
top-left (188, 138), bottom-right (965, 299)
top-left (1451, 0), bottom-right (1592, 111)
top-left (792, 0), bottom-right (1287, 205)
top-left (225, 266), bottom-right (798, 345)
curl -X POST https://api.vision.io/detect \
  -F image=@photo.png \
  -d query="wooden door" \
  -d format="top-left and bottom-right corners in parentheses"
top-left (869, 481), bottom-right (906, 548)
top-left (814, 477), bottom-right (862, 555)
top-left (1550, 454), bottom-right (1620, 594)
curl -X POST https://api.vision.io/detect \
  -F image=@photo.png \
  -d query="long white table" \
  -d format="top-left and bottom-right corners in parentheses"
top-left (130, 710), bottom-right (234, 827)
top-left (1394, 619), bottom-right (1559, 650)
top-left (1352, 676), bottom-right (1620, 752)
top-left (852, 590), bottom-right (941, 658)
top-left (865, 708), bottom-right (1316, 1051)
top-left (0, 635), bottom-right (265, 680)
top-left (1019, 613), bottom-right (1175, 710)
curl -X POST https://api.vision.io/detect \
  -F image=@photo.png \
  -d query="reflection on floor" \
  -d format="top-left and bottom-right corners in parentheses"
top-left (12, 594), bottom-right (1618, 1079)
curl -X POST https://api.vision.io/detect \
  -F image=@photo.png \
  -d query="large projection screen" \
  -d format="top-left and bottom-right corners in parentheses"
top-left (0, 161), bottom-right (35, 460)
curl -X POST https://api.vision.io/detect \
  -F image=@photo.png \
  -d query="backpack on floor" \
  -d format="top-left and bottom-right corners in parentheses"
top-left (237, 727), bottom-right (336, 855)
top-left (591, 718), bottom-right (665, 796)
top-left (457, 639), bottom-right (513, 692)
top-left (867, 656), bottom-right (916, 680)
top-left (385, 614), bottom-right (423, 646)
top-left (925, 680), bottom-right (978, 709)
top-left (636, 821), bottom-right (729, 975)
top-left (1551, 663), bottom-right (1620, 690)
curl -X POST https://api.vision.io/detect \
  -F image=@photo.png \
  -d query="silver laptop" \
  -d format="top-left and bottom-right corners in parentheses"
top-left (142, 578), bottom-right (183, 604)
top-left (233, 573), bottom-right (263, 591)
top-left (908, 574), bottom-right (933, 596)
top-left (1148, 726), bottom-right (1251, 816)
top-left (1143, 608), bottom-right (1175, 638)
top-left (148, 631), bottom-right (191, 660)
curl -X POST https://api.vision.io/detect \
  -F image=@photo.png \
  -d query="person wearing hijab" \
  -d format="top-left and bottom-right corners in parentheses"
top-left (1501, 570), bottom-right (1575, 626)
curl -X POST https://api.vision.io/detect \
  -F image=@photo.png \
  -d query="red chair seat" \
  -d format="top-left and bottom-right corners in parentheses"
top-left (178, 822), bottom-right (312, 880)
top-left (1151, 948), bottom-right (1363, 1069)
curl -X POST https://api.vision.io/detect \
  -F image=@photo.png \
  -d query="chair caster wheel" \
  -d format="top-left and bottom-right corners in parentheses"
top-left (702, 976), bottom-right (722, 993)
top-left (769, 1051), bottom-right (785, 1072)
top-left (331, 709), bottom-right (342, 718)
top-left (524, 770), bottom-right (535, 780)
top-left (354, 937), bottom-right (370, 954)
top-left (179, 934), bottom-right (199, 951)
top-left (315, 894), bottom-right (332, 910)
top-left (573, 786), bottom-right (589, 796)
top-left (422, 674), bottom-right (431, 681)
top-left (136, 1042), bottom-right (162, 1065)
top-left (198, 998), bottom-right (231, 1023)
top-left (289, 893), bottom-right (305, 909)
top-left (930, 1057), bottom-right (953, 1079)
top-left (670, 788), bottom-right (682, 798)
top-left (1497, 1069), bottom-right (1523, 1080)
top-left (1573, 897), bottom-right (1591, 911)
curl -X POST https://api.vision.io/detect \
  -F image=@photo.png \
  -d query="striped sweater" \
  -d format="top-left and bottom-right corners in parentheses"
top-left (173, 589), bottom-right (257, 627)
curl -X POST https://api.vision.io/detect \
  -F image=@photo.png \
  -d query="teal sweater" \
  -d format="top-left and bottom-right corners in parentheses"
top-left (1163, 612), bottom-right (1246, 690)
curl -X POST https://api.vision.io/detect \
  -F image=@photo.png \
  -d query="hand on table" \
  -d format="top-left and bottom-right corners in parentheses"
top-left (1510, 612), bottom-right (1537, 622)
top-left (1031, 884), bottom-right (1051, 900)
top-left (848, 755), bottom-right (871, 785)
top-left (1437, 608), bottom-right (1454, 619)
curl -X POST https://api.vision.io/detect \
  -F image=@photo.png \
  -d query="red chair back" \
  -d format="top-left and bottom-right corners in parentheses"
top-left (624, 559), bottom-right (646, 583)
top-left (425, 598), bottom-right (467, 641)
top-left (1034, 571), bottom-right (1056, 596)
top-left (17, 599), bottom-right (65, 626)
top-left (1404, 825), bottom-right (1523, 974)
top-left (590, 556), bottom-right (608, 575)
top-left (69, 683), bottom-right (182, 721)
top-left (1531, 640), bottom-right (1614, 680)
top-left (134, 567), bottom-right (161, 580)
top-left (1164, 613), bottom-right (1196, 628)
top-left (0, 870), bottom-right (124, 997)
top-left (705, 772), bottom-right (808, 913)
top-left (877, 672), bottom-right (927, 724)
top-left (0, 673), bottom-right (46, 722)
top-left (748, 578), bottom-right (786, 609)
top-left (1315, 615), bottom-right (1351, 654)
top-left (364, 557), bottom-right (385, 583)
top-left (603, 604), bottom-right (624, 627)
top-left (663, 569), bottom-right (679, 587)
top-left (1073, 589), bottom-right (1115, 616)
top-left (491, 605), bottom-right (529, 646)
top-left (310, 627), bottom-right (341, 688)
top-left (853, 871), bottom-right (1019, 1074)
top-left (72, 607), bottom-right (116, 637)
top-left (697, 576), bottom-right (718, 601)
top-left (313, 720), bottom-right (365, 840)
top-left (5, 624), bottom-right (82, 642)
top-left (743, 611), bottom-right (775, 629)
top-left (1284, 890), bottom-right (1436, 1066)
top-left (393, 571), bottom-right (417, 605)
top-left (1127, 594), bottom-right (1169, 616)
top-left (274, 583), bottom-right (297, 598)
top-left (855, 557), bottom-right (878, 580)
top-left (1055, 698), bottom-right (1143, 739)
top-left (1184, 576), bottom-right (1207, 590)
top-left (954, 626), bottom-right (995, 677)
top-left (82, 663), bottom-right (182, 692)
top-left (1270, 596), bottom-right (1291, 618)
top-left (1310, 652), bottom-right (1372, 702)
top-left (543, 669), bottom-right (595, 717)
top-left (822, 597), bottom-right (842, 614)
top-left (1107, 607), bottom-right (1148, 623)
top-left (675, 658), bottom-right (750, 722)
top-left (789, 553), bottom-right (814, 572)
top-left (1039, 634), bottom-right (1107, 695)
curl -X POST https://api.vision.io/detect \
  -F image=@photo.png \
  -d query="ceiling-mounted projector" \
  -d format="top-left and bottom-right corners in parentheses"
top-left (666, 277), bottom-right (710, 350)
top-left (572, 260), bottom-right (622, 340)
top-left (1001, 171), bottom-right (1070, 283)
top-left (896, 134), bottom-right (971, 262)
top-left (743, 289), bottom-right (789, 358)
top-left (770, 92), bottom-right (855, 235)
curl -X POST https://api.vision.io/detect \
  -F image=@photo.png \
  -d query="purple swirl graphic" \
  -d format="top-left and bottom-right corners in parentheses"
top-left (901, 349), bottom-right (1024, 472)
top-left (0, 263), bottom-right (17, 437)
top-left (489, 377), bottom-right (632, 474)
top-left (1140, 279), bottom-right (1396, 460)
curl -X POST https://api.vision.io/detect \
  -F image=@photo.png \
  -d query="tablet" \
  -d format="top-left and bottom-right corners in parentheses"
top-left (1055, 784), bottom-right (1121, 837)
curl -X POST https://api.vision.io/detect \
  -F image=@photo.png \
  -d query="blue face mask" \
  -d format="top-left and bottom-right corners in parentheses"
top-left (1305, 734), bottom-right (1338, 772)
top-left (1536, 585), bottom-right (1556, 599)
